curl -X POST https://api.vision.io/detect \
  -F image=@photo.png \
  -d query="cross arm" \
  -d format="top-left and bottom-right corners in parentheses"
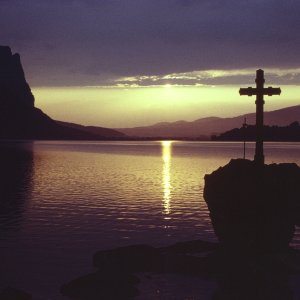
top-left (239, 87), bottom-right (281, 96)
top-left (263, 87), bottom-right (281, 96)
top-left (239, 87), bottom-right (256, 96)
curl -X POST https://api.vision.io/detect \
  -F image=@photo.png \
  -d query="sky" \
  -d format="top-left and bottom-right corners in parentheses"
top-left (1, 0), bottom-right (300, 127)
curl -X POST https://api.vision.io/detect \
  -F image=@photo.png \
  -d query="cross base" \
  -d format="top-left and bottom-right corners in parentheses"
top-left (254, 154), bottom-right (264, 165)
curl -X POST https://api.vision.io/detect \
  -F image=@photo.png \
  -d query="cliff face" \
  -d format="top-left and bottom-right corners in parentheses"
top-left (0, 46), bottom-right (34, 109)
top-left (0, 46), bottom-right (126, 140)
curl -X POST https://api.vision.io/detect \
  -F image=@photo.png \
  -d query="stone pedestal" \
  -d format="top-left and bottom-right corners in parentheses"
top-left (204, 159), bottom-right (300, 252)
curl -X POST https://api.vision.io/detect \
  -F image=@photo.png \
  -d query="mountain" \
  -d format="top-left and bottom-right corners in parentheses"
top-left (0, 46), bottom-right (125, 140)
top-left (117, 106), bottom-right (300, 139)
top-left (56, 121), bottom-right (126, 139)
top-left (0, 106), bottom-right (126, 140)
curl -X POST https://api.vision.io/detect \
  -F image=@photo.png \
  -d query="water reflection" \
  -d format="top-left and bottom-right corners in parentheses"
top-left (162, 141), bottom-right (172, 217)
top-left (0, 142), bottom-right (34, 233)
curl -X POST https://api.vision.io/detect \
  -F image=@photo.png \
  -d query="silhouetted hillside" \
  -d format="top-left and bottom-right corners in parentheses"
top-left (212, 121), bottom-right (300, 141)
top-left (117, 106), bottom-right (300, 139)
top-left (0, 46), bottom-right (125, 140)
top-left (56, 121), bottom-right (126, 139)
top-left (0, 106), bottom-right (125, 140)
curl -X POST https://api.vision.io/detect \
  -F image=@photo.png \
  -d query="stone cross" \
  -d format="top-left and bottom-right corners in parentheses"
top-left (239, 69), bottom-right (281, 165)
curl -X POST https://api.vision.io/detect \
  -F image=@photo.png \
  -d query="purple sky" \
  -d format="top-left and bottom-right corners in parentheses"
top-left (1, 0), bottom-right (300, 87)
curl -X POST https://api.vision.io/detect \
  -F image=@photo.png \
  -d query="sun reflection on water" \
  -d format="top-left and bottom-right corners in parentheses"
top-left (162, 141), bottom-right (172, 217)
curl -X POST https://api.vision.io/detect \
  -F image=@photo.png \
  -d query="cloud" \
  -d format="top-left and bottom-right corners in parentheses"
top-left (1, 0), bottom-right (300, 86)
top-left (113, 68), bottom-right (300, 87)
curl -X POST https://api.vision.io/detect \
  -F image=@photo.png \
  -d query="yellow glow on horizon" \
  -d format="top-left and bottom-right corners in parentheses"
top-left (162, 141), bottom-right (172, 217)
top-left (32, 85), bottom-right (300, 128)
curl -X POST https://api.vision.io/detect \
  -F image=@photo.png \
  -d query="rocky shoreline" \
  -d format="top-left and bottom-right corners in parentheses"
top-left (60, 239), bottom-right (300, 300)
top-left (2, 238), bottom-right (300, 299)
top-left (61, 240), bottom-right (300, 300)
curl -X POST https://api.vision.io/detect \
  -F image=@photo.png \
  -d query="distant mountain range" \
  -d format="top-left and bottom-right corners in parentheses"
top-left (56, 121), bottom-right (126, 139)
top-left (116, 105), bottom-right (300, 139)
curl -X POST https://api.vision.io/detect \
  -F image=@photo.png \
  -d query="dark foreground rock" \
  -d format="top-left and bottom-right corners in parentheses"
top-left (60, 271), bottom-right (140, 300)
top-left (93, 241), bottom-right (219, 275)
top-left (61, 240), bottom-right (300, 299)
top-left (61, 241), bottom-right (218, 299)
top-left (211, 250), bottom-right (295, 300)
top-left (0, 287), bottom-right (32, 300)
top-left (204, 159), bottom-right (300, 252)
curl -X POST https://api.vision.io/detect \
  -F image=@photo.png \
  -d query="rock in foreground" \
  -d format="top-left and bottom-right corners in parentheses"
top-left (204, 159), bottom-right (300, 252)
top-left (62, 240), bottom-right (300, 300)
top-left (61, 241), bottom-right (219, 299)
top-left (0, 287), bottom-right (32, 300)
top-left (60, 271), bottom-right (140, 300)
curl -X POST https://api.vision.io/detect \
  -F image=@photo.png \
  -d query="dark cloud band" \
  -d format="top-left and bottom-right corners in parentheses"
top-left (1, 0), bottom-right (300, 86)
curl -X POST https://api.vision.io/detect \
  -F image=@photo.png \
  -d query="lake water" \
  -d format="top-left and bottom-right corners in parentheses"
top-left (1, 141), bottom-right (300, 299)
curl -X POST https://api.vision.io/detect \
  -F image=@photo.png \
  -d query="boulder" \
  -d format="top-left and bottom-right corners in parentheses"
top-left (204, 159), bottom-right (300, 252)
top-left (62, 240), bottom-right (300, 299)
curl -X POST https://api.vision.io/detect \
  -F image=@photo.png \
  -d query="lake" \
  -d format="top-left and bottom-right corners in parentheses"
top-left (1, 141), bottom-right (300, 299)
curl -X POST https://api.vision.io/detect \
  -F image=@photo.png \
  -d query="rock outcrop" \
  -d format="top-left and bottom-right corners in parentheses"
top-left (204, 159), bottom-right (300, 252)
top-left (61, 241), bottom-right (219, 299)
top-left (0, 46), bottom-right (34, 109)
top-left (61, 240), bottom-right (300, 300)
